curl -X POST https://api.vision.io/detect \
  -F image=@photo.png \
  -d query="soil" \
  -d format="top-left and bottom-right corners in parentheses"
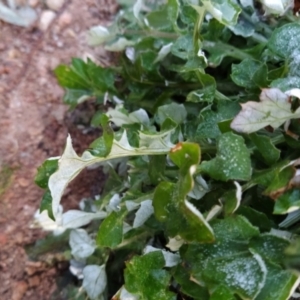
top-left (0, 1), bottom-right (117, 299)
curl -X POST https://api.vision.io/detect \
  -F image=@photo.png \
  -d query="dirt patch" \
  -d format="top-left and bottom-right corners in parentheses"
top-left (0, 1), bottom-right (117, 299)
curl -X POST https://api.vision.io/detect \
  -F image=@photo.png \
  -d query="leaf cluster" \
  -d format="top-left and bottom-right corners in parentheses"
top-left (35, 0), bottom-right (300, 299)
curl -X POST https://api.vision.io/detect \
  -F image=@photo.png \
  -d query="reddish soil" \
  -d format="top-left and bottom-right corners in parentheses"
top-left (0, 1), bottom-right (117, 299)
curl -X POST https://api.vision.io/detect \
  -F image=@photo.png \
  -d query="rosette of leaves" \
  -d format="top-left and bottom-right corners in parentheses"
top-left (36, 0), bottom-right (300, 299)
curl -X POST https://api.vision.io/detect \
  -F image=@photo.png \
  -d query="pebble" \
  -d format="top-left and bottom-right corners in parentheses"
top-left (17, 178), bottom-right (30, 187)
top-left (25, 261), bottom-right (44, 276)
top-left (39, 10), bottom-right (56, 31)
top-left (46, 0), bottom-right (65, 11)
top-left (8, 49), bottom-right (21, 59)
top-left (58, 11), bottom-right (72, 27)
top-left (12, 281), bottom-right (28, 300)
top-left (28, 276), bottom-right (40, 287)
top-left (0, 233), bottom-right (7, 245)
top-left (29, 0), bottom-right (39, 7)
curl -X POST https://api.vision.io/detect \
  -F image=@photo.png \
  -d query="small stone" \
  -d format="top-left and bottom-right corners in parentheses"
top-left (25, 261), bottom-right (44, 276)
top-left (12, 281), bottom-right (28, 300)
top-left (65, 28), bottom-right (76, 38)
top-left (39, 10), bottom-right (56, 31)
top-left (46, 0), bottom-right (65, 11)
top-left (58, 11), bottom-right (72, 27)
top-left (28, 276), bottom-right (40, 287)
top-left (8, 49), bottom-right (21, 59)
top-left (0, 233), bottom-right (7, 245)
top-left (29, 0), bottom-right (39, 7)
top-left (17, 178), bottom-right (30, 187)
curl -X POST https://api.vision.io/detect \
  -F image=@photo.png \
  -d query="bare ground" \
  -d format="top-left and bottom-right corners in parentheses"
top-left (0, 1), bottom-right (117, 299)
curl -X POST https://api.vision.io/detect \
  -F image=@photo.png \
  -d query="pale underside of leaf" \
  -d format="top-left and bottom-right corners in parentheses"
top-left (69, 229), bottom-right (96, 259)
top-left (133, 200), bottom-right (154, 228)
top-left (0, 3), bottom-right (37, 27)
top-left (143, 245), bottom-right (180, 267)
top-left (49, 132), bottom-right (174, 220)
top-left (82, 265), bottom-right (107, 299)
top-left (231, 88), bottom-right (300, 133)
top-left (107, 106), bottom-right (150, 127)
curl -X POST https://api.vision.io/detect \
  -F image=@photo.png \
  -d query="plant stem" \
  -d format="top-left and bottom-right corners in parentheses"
top-left (115, 231), bottom-right (150, 249)
top-left (193, 7), bottom-right (206, 52)
top-left (251, 32), bottom-right (268, 44)
top-left (202, 40), bottom-right (254, 61)
top-left (123, 29), bottom-right (179, 40)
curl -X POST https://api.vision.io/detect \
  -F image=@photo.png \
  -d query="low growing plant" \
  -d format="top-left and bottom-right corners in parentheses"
top-left (35, 0), bottom-right (300, 299)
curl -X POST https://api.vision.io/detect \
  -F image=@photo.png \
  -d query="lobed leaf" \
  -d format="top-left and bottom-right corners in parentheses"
top-left (48, 131), bottom-right (174, 220)
top-left (69, 229), bottom-right (96, 259)
top-left (192, 0), bottom-right (241, 26)
top-left (202, 252), bottom-right (267, 299)
top-left (82, 265), bottom-right (107, 299)
top-left (200, 132), bottom-right (252, 181)
top-left (231, 88), bottom-right (300, 133)
top-left (97, 209), bottom-right (127, 248)
top-left (124, 251), bottom-right (176, 300)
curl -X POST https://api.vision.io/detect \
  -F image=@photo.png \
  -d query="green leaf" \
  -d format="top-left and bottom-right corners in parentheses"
top-left (231, 88), bottom-right (300, 134)
top-left (192, 0), bottom-right (241, 26)
top-left (255, 261), bottom-right (299, 300)
top-left (148, 155), bottom-right (166, 185)
top-left (90, 114), bottom-right (114, 157)
top-left (87, 62), bottom-right (116, 92)
top-left (200, 132), bottom-right (252, 181)
top-left (171, 34), bottom-right (194, 60)
top-left (263, 165), bottom-right (295, 199)
top-left (153, 182), bottom-right (214, 243)
top-left (187, 73), bottom-right (216, 103)
top-left (169, 142), bottom-right (200, 169)
top-left (249, 133), bottom-right (281, 166)
top-left (146, 5), bottom-right (173, 31)
top-left (124, 252), bottom-right (176, 300)
top-left (97, 209), bottom-right (127, 248)
top-left (236, 206), bottom-right (272, 232)
top-left (196, 101), bottom-right (240, 139)
top-left (249, 234), bottom-right (290, 265)
top-left (202, 40), bottom-right (253, 67)
top-left (54, 59), bottom-right (90, 90)
top-left (284, 238), bottom-right (300, 269)
top-left (268, 23), bottom-right (300, 60)
top-left (212, 215), bottom-right (260, 241)
top-left (167, 0), bottom-right (180, 31)
top-left (271, 77), bottom-right (300, 92)
top-left (40, 190), bottom-right (54, 220)
top-left (180, 200), bottom-right (215, 242)
top-left (231, 59), bottom-right (268, 89)
top-left (63, 89), bottom-right (92, 106)
top-left (223, 182), bottom-right (242, 216)
top-left (250, 161), bottom-right (292, 188)
top-left (174, 265), bottom-right (209, 299)
top-left (202, 253), bottom-right (266, 299)
top-left (229, 14), bottom-right (255, 37)
top-left (274, 189), bottom-right (300, 214)
top-left (35, 159), bottom-right (58, 189)
top-left (54, 58), bottom-right (116, 105)
top-left (210, 285), bottom-right (236, 300)
top-left (181, 216), bottom-right (259, 287)
top-left (155, 103), bottom-right (187, 126)
top-left (153, 181), bottom-right (174, 223)
top-left (153, 142), bottom-right (214, 242)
